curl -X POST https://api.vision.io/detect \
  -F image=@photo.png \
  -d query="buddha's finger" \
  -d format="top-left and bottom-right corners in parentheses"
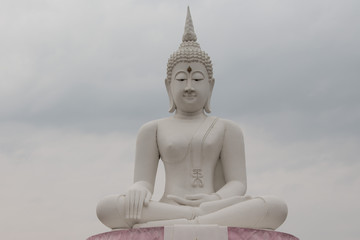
top-left (144, 191), bottom-right (151, 206)
top-left (185, 193), bottom-right (207, 200)
top-left (167, 194), bottom-right (186, 203)
top-left (129, 191), bottom-right (134, 219)
top-left (133, 191), bottom-right (140, 219)
top-left (185, 199), bottom-right (202, 206)
top-left (168, 194), bottom-right (197, 206)
top-left (125, 194), bottom-right (130, 218)
top-left (137, 191), bottom-right (146, 219)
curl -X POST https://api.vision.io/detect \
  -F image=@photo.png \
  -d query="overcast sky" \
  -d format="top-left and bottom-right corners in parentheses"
top-left (1, 1), bottom-right (359, 239)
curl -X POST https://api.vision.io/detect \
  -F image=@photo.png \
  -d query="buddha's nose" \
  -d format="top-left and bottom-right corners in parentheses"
top-left (185, 79), bottom-right (195, 92)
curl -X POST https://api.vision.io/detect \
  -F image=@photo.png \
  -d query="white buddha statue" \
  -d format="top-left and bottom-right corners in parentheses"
top-left (96, 7), bottom-right (287, 230)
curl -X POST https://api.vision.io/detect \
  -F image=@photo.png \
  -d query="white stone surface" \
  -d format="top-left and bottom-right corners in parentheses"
top-left (164, 225), bottom-right (228, 240)
top-left (95, 7), bottom-right (288, 230)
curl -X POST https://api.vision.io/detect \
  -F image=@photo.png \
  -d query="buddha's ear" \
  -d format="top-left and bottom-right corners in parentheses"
top-left (205, 78), bottom-right (215, 113)
top-left (165, 79), bottom-right (176, 113)
top-left (210, 77), bottom-right (215, 92)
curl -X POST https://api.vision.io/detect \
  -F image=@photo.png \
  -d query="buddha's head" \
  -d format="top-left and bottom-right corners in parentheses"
top-left (166, 7), bottom-right (215, 114)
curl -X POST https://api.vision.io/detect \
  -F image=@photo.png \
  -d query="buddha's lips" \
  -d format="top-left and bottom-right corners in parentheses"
top-left (183, 93), bottom-right (197, 97)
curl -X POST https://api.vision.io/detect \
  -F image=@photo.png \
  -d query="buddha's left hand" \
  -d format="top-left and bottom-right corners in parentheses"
top-left (167, 193), bottom-right (220, 206)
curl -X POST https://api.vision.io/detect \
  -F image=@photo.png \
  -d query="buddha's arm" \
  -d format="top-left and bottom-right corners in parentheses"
top-left (216, 119), bottom-right (247, 198)
top-left (126, 120), bottom-right (160, 219)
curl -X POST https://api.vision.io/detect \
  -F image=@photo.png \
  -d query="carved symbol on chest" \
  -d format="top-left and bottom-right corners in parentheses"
top-left (192, 168), bottom-right (203, 187)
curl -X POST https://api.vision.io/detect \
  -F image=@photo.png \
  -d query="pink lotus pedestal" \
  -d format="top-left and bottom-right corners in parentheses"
top-left (88, 226), bottom-right (299, 240)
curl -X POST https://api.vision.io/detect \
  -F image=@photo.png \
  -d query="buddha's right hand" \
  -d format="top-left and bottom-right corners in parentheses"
top-left (125, 181), bottom-right (152, 220)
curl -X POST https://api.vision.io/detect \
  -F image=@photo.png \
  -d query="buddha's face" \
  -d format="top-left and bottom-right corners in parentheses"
top-left (166, 62), bottom-right (214, 114)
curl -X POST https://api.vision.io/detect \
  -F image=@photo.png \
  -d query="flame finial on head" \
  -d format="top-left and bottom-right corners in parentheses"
top-left (182, 6), bottom-right (197, 42)
top-left (167, 7), bottom-right (213, 82)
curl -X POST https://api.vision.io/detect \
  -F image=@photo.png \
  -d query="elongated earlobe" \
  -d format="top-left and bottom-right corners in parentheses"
top-left (205, 78), bottom-right (215, 113)
top-left (165, 79), bottom-right (176, 113)
top-left (169, 100), bottom-right (176, 113)
top-left (204, 98), bottom-right (212, 113)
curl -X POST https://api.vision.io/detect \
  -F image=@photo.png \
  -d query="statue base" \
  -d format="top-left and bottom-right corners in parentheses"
top-left (87, 225), bottom-right (299, 240)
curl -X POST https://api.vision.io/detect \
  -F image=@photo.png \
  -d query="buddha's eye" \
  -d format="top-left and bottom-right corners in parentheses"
top-left (175, 72), bottom-right (187, 82)
top-left (192, 72), bottom-right (204, 82)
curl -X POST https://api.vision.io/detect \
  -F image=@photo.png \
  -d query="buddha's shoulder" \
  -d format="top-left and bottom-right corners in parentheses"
top-left (215, 117), bottom-right (244, 134)
top-left (137, 118), bottom-right (169, 132)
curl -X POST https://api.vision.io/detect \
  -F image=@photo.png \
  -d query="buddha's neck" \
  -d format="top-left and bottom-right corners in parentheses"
top-left (174, 109), bottom-right (207, 120)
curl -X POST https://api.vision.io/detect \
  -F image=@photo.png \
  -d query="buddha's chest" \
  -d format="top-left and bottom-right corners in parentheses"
top-left (157, 118), bottom-right (224, 164)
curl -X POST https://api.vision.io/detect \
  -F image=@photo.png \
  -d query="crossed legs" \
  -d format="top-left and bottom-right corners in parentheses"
top-left (96, 195), bottom-right (287, 230)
